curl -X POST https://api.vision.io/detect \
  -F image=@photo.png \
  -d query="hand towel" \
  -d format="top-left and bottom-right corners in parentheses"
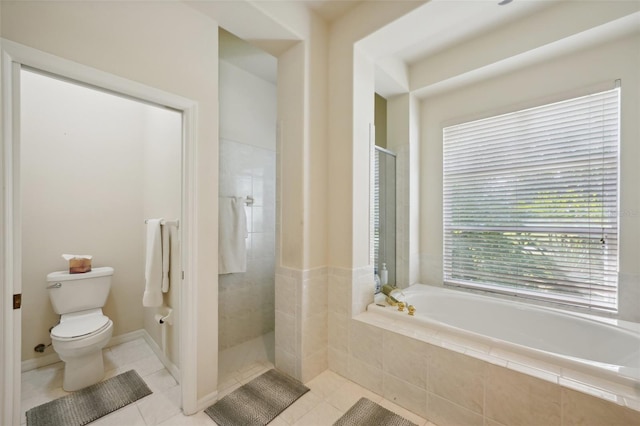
top-left (161, 223), bottom-right (170, 293)
top-left (143, 218), bottom-right (163, 307)
top-left (218, 197), bottom-right (248, 274)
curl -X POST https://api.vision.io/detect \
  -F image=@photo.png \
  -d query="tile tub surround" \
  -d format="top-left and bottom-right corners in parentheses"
top-left (328, 264), bottom-right (640, 425)
top-left (332, 311), bottom-right (640, 426)
top-left (367, 285), bottom-right (640, 405)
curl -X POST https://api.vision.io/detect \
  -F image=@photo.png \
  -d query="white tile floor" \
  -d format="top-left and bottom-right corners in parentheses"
top-left (21, 335), bottom-right (437, 426)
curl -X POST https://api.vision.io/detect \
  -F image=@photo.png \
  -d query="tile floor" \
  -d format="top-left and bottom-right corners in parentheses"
top-left (21, 335), bottom-right (437, 425)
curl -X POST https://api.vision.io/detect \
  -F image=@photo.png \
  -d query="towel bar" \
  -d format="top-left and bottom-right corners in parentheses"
top-left (144, 219), bottom-right (179, 228)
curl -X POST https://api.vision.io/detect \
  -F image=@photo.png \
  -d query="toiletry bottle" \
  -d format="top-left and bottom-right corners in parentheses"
top-left (381, 263), bottom-right (388, 286)
top-left (374, 273), bottom-right (381, 294)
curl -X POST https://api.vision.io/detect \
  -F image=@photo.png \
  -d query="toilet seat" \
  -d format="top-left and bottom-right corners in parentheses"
top-left (51, 311), bottom-right (110, 340)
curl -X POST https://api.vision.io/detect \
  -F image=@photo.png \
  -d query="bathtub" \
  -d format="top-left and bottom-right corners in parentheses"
top-left (366, 284), bottom-right (640, 408)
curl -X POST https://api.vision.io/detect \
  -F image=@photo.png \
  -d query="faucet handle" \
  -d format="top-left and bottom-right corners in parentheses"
top-left (397, 302), bottom-right (406, 312)
top-left (408, 305), bottom-right (416, 316)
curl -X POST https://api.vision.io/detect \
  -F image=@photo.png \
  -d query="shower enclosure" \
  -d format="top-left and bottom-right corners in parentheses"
top-left (374, 146), bottom-right (396, 286)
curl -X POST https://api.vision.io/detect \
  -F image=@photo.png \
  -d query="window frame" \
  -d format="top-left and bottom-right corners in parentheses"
top-left (442, 86), bottom-right (620, 312)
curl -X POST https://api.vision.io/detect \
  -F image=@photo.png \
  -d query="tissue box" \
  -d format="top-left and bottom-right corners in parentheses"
top-left (69, 258), bottom-right (92, 274)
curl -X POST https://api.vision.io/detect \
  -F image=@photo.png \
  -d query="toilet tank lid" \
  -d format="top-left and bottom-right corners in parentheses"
top-left (47, 266), bottom-right (114, 282)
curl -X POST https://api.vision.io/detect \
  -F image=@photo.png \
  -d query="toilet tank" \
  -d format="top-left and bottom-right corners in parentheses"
top-left (46, 267), bottom-right (114, 315)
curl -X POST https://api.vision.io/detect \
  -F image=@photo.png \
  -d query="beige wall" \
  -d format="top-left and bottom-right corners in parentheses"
top-left (328, 1), bottom-right (424, 270)
top-left (374, 94), bottom-right (387, 148)
top-left (219, 60), bottom-right (277, 151)
top-left (20, 70), bottom-right (146, 361)
top-left (2, 0), bottom-right (220, 401)
top-left (20, 70), bottom-right (182, 366)
top-left (419, 33), bottom-right (640, 322)
top-left (142, 106), bottom-right (182, 368)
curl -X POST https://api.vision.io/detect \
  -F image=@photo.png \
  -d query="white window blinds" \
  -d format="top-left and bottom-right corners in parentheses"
top-left (443, 87), bottom-right (620, 311)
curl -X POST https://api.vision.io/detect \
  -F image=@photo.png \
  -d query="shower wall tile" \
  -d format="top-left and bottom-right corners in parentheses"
top-left (219, 139), bottom-right (276, 350)
top-left (275, 310), bottom-right (296, 354)
top-left (275, 265), bottom-right (328, 383)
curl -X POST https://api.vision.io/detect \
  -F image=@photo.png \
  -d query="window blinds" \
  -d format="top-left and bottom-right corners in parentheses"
top-left (443, 88), bottom-right (620, 311)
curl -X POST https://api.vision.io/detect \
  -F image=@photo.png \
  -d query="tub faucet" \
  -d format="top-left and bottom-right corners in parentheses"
top-left (382, 284), bottom-right (407, 306)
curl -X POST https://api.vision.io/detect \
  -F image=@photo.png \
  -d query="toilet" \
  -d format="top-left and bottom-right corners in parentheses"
top-left (46, 266), bottom-right (114, 391)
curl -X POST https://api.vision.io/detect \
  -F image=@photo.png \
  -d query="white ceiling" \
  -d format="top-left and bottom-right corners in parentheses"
top-left (359, 0), bottom-right (557, 65)
top-left (219, 28), bottom-right (278, 84)
top-left (218, 1), bottom-right (365, 84)
top-left (218, 0), bottom-right (566, 91)
top-left (302, 0), bottom-right (365, 22)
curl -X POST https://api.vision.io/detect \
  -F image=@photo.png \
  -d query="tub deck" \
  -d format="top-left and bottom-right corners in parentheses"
top-left (366, 284), bottom-right (640, 412)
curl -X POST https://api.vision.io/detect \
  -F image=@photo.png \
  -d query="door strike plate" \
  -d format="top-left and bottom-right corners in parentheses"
top-left (13, 294), bottom-right (22, 309)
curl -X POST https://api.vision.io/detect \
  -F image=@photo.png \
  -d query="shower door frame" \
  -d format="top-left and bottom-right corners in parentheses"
top-left (0, 39), bottom-right (200, 425)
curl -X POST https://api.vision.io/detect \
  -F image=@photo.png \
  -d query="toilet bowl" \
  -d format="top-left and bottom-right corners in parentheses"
top-left (50, 308), bottom-right (114, 391)
top-left (46, 266), bottom-right (114, 391)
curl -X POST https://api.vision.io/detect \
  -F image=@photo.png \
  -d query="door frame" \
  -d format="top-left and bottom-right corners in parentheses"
top-left (0, 39), bottom-right (199, 425)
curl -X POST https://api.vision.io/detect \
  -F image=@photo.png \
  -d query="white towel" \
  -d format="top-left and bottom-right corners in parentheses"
top-left (218, 197), bottom-right (248, 274)
top-left (161, 223), bottom-right (170, 293)
top-left (143, 218), bottom-right (163, 307)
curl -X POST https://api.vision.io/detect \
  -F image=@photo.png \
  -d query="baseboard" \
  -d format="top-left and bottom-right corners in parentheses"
top-left (109, 329), bottom-right (146, 347)
top-left (22, 328), bottom-right (154, 372)
top-left (21, 352), bottom-right (61, 372)
top-left (140, 329), bottom-right (180, 383)
top-left (196, 390), bottom-right (219, 412)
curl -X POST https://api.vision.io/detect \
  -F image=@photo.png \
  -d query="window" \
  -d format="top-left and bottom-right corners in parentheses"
top-left (443, 87), bottom-right (620, 311)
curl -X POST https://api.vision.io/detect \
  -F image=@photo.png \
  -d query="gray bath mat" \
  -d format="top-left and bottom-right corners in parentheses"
top-left (205, 368), bottom-right (309, 426)
top-left (334, 397), bottom-right (418, 426)
top-left (26, 369), bottom-right (152, 426)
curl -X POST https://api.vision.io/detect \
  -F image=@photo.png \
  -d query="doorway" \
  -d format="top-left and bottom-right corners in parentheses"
top-left (19, 67), bottom-right (183, 422)
top-left (1, 43), bottom-right (197, 425)
top-left (217, 28), bottom-right (277, 385)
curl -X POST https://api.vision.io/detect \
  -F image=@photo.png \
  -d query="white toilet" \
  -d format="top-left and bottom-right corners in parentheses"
top-left (46, 266), bottom-right (114, 391)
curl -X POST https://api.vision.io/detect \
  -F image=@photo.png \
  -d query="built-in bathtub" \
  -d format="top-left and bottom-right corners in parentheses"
top-left (365, 284), bottom-right (640, 411)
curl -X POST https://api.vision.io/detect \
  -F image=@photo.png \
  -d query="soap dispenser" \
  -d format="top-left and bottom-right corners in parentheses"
top-left (380, 263), bottom-right (388, 286)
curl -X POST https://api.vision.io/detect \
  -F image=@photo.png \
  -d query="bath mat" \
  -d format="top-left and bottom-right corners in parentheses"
top-left (26, 369), bottom-right (152, 426)
top-left (333, 397), bottom-right (418, 426)
top-left (205, 368), bottom-right (309, 426)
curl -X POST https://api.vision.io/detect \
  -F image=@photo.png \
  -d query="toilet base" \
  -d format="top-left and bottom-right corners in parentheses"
top-left (61, 350), bottom-right (106, 392)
